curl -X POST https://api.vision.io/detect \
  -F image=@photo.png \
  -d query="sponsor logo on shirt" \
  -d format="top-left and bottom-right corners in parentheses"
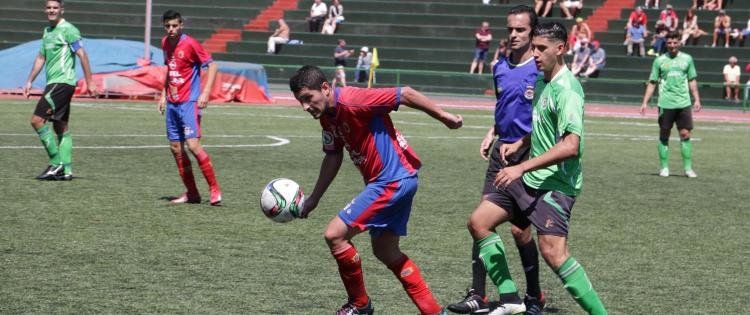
top-left (524, 85), bottom-right (535, 100)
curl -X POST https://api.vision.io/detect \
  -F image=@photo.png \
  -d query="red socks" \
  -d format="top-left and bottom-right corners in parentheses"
top-left (332, 243), bottom-right (369, 307)
top-left (387, 255), bottom-right (442, 315)
top-left (195, 150), bottom-right (220, 193)
top-left (172, 152), bottom-right (199, 196)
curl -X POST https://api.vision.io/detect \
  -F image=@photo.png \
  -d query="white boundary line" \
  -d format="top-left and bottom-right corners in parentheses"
top-left (0, 135), bottom-right (290, 149)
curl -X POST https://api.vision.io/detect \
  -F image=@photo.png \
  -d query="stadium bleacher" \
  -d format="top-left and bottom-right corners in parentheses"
top-left (1, 0), bottom-right (748, 106)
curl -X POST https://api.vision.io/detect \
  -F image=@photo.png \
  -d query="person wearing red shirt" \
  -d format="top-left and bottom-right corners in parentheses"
top-left (625, 6), bottom-right (648, 42)
top-left (290, 65), bottom-right (462, 314)
top-left (157, 10), bottom-right (222, 205)
top-left (659, 4), bottom-right (679, 32)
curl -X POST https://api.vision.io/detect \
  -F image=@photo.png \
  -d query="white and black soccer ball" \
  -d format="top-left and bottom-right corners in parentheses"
top-left (260, 178), bottom-right (304, 223)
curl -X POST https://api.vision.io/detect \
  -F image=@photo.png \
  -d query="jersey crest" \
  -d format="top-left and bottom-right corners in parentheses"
top-left (524, 85), bottom-right (535, 100)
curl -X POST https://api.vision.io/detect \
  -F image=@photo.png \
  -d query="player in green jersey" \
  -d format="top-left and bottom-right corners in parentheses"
top-left (23, 0), bottom-right (97, 180)
top-left (640, 31), bottom-right (702, 178)
top-left (474, 22), bottom-right (606, 314)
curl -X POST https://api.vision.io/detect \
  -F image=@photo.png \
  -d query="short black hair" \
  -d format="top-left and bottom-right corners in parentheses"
top-left (532, 22), bottom-right (568, 44)
top-left (666, 31), bottom-right (681, 41)
top-left (508, 5), bottom-right (538, 30)
top-left (162, 10), bottom-right (182, 23)
top-left (289, 65), bottom-right (329, 94)
top-left (48, 0), bottom-right (63, 6)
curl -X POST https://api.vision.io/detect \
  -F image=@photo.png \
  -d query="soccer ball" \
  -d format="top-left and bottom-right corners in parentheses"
top-left (260, 178), bottom-right (305, 223)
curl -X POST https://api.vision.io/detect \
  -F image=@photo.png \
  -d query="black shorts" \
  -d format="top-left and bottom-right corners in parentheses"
top-left (482, 140), bottom-right (530, 227)
top-left (658, 107), bottom-right (693, 130)
top-left (33, 83), bottom-right (76, 122)
top-left (505, 180), bottom-right (576, 237)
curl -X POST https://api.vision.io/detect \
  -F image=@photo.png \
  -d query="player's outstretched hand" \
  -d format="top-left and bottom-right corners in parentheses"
top-left (23, 82), bottom-right (32, 99)
top-left (299, 196), bottom-right (319, 219)
top-left (441, 112), bottom-right (463, 129)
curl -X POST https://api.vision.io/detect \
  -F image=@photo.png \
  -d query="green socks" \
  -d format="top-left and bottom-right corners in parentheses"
top-left (36, 125), bottom-right (60, 166)
top-left (58, 131), bottom-right (73, 175)
top-left (657, 139), bottom-right (669, 169)
top-left (477, 233), bottom-right (518, 295)
top-left (556, 257), bottom-right (607, 315)
top-left (680, 139), bottom-right (693, 171)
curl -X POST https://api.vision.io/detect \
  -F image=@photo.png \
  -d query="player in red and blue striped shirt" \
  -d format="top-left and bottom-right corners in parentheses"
top-left (290, 65), bottom-right (462, 315)
top-left (157, 10), bottom-right (221, 205)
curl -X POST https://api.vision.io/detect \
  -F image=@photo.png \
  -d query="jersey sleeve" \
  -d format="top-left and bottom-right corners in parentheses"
top-left (556, 90), bottom-right (584, 137)
top-left (64, 25), bottom-right (83, 53)
top-left (338, 87), bottom-right (401, 116)
top-left (648, 58), bottom-right (661, 82)
top-left (190, 38), bottom-right (213, 68)
top-left (687, 56), bottom-right (697, 81)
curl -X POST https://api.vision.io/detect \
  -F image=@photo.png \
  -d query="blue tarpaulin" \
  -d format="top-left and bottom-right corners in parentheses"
top-left (0, 38), bottom-right (163, 90)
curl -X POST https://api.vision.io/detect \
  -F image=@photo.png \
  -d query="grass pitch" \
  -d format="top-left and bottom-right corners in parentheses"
top-left (0, 99), bottom-right (748, 314)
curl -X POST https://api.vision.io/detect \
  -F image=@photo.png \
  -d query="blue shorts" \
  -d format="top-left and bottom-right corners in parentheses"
top-left (474, 48), bottom-right (489, 61)
top-left (338, 175), bottom-right (418, 237)
top-left (166, 101), bottom-right (202, 142)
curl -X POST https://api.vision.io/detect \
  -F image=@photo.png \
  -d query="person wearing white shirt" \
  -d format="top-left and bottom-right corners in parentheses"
top-left (723, 56), bottom-right (741, 102)
top-left (308, 0), bottom-right (328, 32)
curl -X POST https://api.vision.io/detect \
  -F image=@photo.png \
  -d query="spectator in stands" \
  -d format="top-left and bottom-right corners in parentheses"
top-left (659, 4), bottom-right (679, 32)
top-left (571, 36), bottom-right (590, 76)
top-left (702, 0), bottom-right (722, 11)
top-left (469, 21), bottom-right (492, 74)
top-left (712, 9), bottom-right (731, 47)
top-left (745, 61), bottom-right (750, 105)
top-left (627, 6), bottom-right (648, 29)
top-left (625, 6), bottom-right (648, 42)
top-left (739, 17), bottom-right (750, 46)
top-left (267, 19), bottom-right (290, 54)
top-left (492, 39), bottom-right (509, 62)
top-left (354, 46), bottom-right (372, 83)
top-left (649, 20), bottom-right (669, 56)
top-left (644, 0), bottom-right (660, 9)
top-left (321, 0), bottom-right (344, 35)
top-left (723, 56), bottom-right (741, 102)
top-left (308, 0), bottom-right (328, 33)
top-left (569, 17), bottom-right (592, 53)
top-left (332, 65), bottom-right (347, 87)
top-left (333, 39), bottom-right (354, 67)
top-left (535, 0), bottom-right (556, 17)
top-left (681, 8), bottom-right (707, 45)
top-left (582, 40), bottom-right (606, 77)
top-left (559, 0), bottom-right (583, 19)
top-left (626, 20), bottom-right (647, 57)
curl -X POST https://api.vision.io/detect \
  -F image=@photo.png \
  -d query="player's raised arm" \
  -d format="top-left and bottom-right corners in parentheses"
top-left (399, 86), bottom-right (463, 129)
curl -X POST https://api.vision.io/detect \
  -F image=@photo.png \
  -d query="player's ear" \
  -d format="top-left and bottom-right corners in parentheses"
top-left (557, 41), bottom-right (567, 56)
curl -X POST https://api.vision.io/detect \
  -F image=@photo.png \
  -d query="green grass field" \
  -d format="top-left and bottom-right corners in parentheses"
top-left (1, 99), bottom-right (748, 314)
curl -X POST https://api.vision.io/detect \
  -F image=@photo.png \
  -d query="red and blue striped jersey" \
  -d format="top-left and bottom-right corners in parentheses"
top-left (162, 34), bottom-right (213, 104)
top-left (320, 87), bottom-right (421, 184)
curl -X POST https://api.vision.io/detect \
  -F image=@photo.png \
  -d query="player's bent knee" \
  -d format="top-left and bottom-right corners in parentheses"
top-left (538, 241), bottom-right (568, 269)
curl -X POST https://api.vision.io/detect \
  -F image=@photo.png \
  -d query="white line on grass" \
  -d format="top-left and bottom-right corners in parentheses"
top-left (0, 135), bottom-right (290, 149)
top-left (69, 102), bottom-right (750, 132)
